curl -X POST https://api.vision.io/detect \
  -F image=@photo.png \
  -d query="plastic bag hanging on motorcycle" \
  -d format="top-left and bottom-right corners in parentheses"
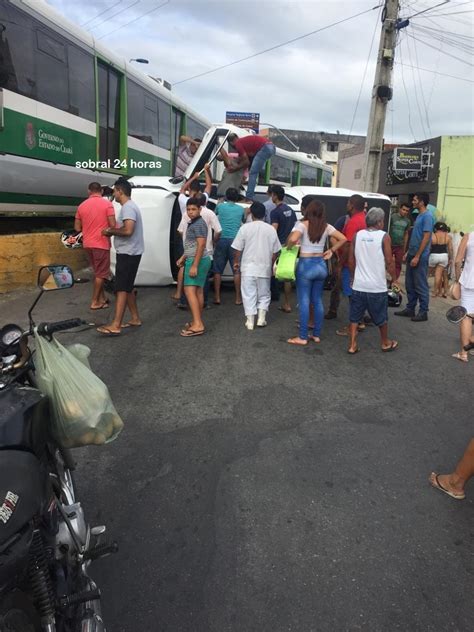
top-left (34, 333), bottom-right (124, 448)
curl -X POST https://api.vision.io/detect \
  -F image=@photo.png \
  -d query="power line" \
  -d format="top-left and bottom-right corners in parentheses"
top-left (87, 0), bottom-right (140, 32)
top-left (396, 62), bottom-right (474, 82)
top-left (407, 31), bottom-right (474, 65)
top-left (406, 33), bottom-right (431, 136)
top-left (97, 0), bottom-right (170, 40)
top-left (404, 34), bottom-right (428, 138)
top-left (397, 33), bottom-right (418, 141)
top-left (80, 0), bottom-right (123, 27)
top-left (173, 4), bottom-right (383, 86)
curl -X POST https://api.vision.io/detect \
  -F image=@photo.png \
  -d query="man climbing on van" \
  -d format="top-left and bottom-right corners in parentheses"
top-left (226, 133), bottom-right (276, 202)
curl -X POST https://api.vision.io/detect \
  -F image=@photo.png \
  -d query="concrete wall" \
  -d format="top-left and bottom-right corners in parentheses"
top-left (0, 233), bottom-right (88, 293)
top-left (337, 151), bottom-right (365, 189)
top-left (437, 136), bottom-right (474, 232)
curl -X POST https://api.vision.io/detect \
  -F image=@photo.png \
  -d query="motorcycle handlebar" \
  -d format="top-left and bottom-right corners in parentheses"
top-left (37, 318), bottom-right (85, 336)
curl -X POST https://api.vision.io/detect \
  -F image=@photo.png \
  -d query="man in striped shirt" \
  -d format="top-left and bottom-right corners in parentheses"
top-left (175, 135), bottom-right (202, 177)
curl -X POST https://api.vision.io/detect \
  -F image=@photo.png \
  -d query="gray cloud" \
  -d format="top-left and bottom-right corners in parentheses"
top-left (47, 0), bottom-right (474, 141)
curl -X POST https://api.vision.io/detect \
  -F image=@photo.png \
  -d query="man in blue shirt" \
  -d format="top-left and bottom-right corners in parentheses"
top-left (213, 187), bottom-right (245, 305)
top-left (395, 192), bottom-right (434, 321)
top-left (270, 185), bottom-right (297, 312)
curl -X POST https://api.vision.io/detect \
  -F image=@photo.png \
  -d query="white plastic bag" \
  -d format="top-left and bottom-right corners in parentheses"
top-left (34, 332), bottom-right (124, 448)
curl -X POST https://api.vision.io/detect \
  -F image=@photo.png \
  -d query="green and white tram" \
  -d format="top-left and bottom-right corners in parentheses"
top-left (0, 0), bottom-right (210, 215)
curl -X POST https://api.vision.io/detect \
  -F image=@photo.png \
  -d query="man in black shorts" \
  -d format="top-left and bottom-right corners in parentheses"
top-left (97, 178), bottom-right (144, 336)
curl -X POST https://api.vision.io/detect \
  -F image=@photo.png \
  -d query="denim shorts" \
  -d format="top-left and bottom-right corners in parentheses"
top-left (213, 238), bottom-right (236, 275)
top-left (350, 290), bottom-right (388, 327)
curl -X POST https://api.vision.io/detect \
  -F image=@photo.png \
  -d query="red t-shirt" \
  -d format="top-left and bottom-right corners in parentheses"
top-left (233, 135), bottom-right (270, 158)
top-left (343, 211), bottom-right (367, 242)
top-left (75, 194), bottom-right (115, 250)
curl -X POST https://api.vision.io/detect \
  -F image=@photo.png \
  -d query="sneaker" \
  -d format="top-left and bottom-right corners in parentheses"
top-left (324, 311), bottom-right (337, 320)
top-left (257, 309), bottom-right (267, 327)
top-left (411, 312), bottom-right (428, 322)
top-left (394, 308), bottom-right (415, 317)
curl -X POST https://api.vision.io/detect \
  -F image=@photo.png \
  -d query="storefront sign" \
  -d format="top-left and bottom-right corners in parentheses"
top-left (393, 147), bottom-right (423, 172)
top-left (225, 111), bottom-right (260, 133)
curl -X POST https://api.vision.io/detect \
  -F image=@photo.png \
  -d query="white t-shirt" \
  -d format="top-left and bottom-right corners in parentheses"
top-left (231, 221), bottom-right (281, 278)
top-left (352, 229), bottom-right (387, 293)
top-left (178, 192), bottom-right (209, 216)
top-left (292, 221), bottom-right (336, 254)
top-left (178, 207), bottom-right (221, 257)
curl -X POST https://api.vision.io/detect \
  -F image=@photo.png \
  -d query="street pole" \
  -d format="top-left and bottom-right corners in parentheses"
top-left (361, 0), bottom-right (399, 192)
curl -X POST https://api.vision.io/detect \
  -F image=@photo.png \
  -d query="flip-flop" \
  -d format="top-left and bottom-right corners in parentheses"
top-left (97, 326), bottom-right (121, 336)
top-left (336, 328), bottom-right (349, 336)
top-left (213, 300), bottom-right (221, 305)
top-left (309, 336), bottom-right (321, 343)
top-left (382, 340), bottom-right (399, 352)
top-left (347, 347), bottom-right (359, 355)
top-left (180, 328), bottom-right (205, 337)
top-left (430, 473), bottom-right (465, 500)
top-left (278, 306), bottom-right (292, 313)
top-left (452, 352), bottom-right (468, 363)
top-left (90, 303), bottom-right (109, 310)
top-left (287, 337), bottom-right (308, 346)
top-left (121, 322), bottom-right (142, 329)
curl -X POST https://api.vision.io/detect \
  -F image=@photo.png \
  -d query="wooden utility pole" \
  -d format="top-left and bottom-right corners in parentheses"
top-left (362, 0), bottom-right (400, 192)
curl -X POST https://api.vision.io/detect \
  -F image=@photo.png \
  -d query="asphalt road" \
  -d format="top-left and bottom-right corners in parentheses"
top-left (1, 277), bottom-right (473, 632)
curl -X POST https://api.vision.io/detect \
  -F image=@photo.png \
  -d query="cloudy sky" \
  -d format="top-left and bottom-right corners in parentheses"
top-left (47, 0), bottom-right (474, 143)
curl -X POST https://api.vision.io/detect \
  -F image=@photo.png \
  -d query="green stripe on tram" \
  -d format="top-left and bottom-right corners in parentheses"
top-left (0, 192), bottom-right (85, 206)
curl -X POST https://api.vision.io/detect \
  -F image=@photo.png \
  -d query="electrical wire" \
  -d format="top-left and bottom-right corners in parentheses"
top-left (173, 4), bottom-right (383, 86)
top-left (397, 33), bottom-right (418, 141)
top-left (405, 33), bottom-right (431, 137)
top-left (80, 0), bottom-right (123, 27)
top-left (86, 0), bottom-right (140, 32)
top-left (97, 0), bottom-right (170, 40)
top-left (338, 3), bottom-right (382, 175)
top-left (407, 31), bottom-right (474, 65)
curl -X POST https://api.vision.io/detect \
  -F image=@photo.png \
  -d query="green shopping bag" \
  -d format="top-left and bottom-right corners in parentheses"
top-left (275, 246), bottom-right (299, 282)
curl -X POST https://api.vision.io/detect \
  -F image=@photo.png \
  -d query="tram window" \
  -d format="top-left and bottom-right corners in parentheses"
top-left (0, 2), bottom-right (35, 97)
top-left (68, 45), bottom-right (95, 121)
top-left (158, 99), bottom-right (171, 149)
top-left (36, 32), bottom-right (69, 112)
top-left (322, 169), bottom-right (332, 187)
top-left (270, 155), bottom-right (292, 183)
top-left (128, 81), bottom-right (146, 141)
top-left (291, 162), bottom-right (299, 186)
top-left (187, 117), bottom-right (206, 141)
top-left (144, 95), bottom-right (158, 145)
top-left (37, 30), bottom-right (65, 63)
top-left (300, 164), bottom-right (318, 186)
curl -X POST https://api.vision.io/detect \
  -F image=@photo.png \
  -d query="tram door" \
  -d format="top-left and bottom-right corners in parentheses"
top-left (171, 108), bottom-right (184, 175)
top-left (98, 62), bottom-right (121, 162)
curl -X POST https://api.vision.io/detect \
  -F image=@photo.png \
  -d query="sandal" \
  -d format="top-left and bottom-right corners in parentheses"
top-left (452, 352), bottom-right (468, 363)
top-left (287, 337), bottom-right (308, 346)
top-left (97, 326), bottom-right (121, 336)
top-left (382, 340), bottom-right (398, 352)
top-left (180, 328), bottom-right (205, 337)
top-left (429, 473), bottom-right (465, 500)
top-left (347, 346), bottom-right (359, 355)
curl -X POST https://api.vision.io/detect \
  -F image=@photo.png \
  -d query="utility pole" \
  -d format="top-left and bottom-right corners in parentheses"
top-left (361, 0), bottom-right (400, 192)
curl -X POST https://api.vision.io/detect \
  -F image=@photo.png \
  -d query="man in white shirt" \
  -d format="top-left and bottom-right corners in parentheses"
top-left (231, 202), bottom-right (281, 330)
top-left (347, 207), bottom-right (397, 354)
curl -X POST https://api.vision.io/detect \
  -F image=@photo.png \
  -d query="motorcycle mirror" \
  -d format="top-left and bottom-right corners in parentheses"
top-left (38, 265), bottom-right (75, 291)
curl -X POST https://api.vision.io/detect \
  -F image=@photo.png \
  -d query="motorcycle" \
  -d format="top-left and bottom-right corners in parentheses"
top-left (0, 265), bottom-right (117, 632)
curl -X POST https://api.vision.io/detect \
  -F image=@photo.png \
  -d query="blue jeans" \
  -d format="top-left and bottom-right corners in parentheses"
top-left (406, 254), bottom-right (430, 313)
top-left (296, 257), bottom-right (328, 339)
top-left (246, 143), bottom-right (276, 200)
top-left (213, 238), bottom-right (236, 275)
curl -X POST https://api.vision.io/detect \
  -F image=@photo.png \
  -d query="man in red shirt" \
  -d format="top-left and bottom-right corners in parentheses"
top-left (74, 182), bottom-right (116, 310)
top-left (227, 133), bottom-right (276, 201)
top-left (336, 194), bottom-right (367, 336)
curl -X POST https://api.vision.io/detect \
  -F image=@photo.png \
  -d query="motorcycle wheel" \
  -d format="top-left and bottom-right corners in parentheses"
top-left (0, 591), bottom-right (41, 632)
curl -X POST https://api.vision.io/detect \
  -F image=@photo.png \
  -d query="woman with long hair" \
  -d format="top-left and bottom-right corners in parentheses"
top-left (286, 200), bottom-right (346, 346)
top-left (429, 222), bottom-right (453, 298)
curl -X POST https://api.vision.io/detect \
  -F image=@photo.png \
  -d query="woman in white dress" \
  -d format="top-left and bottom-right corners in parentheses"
top-left (452, 232), bottom-right (474, 362)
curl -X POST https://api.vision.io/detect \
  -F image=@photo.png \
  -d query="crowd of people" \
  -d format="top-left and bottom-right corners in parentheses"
top-left (71, 176), bottom-right (473, 500)
top-left (73, 177), bottom-right (473, 361)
